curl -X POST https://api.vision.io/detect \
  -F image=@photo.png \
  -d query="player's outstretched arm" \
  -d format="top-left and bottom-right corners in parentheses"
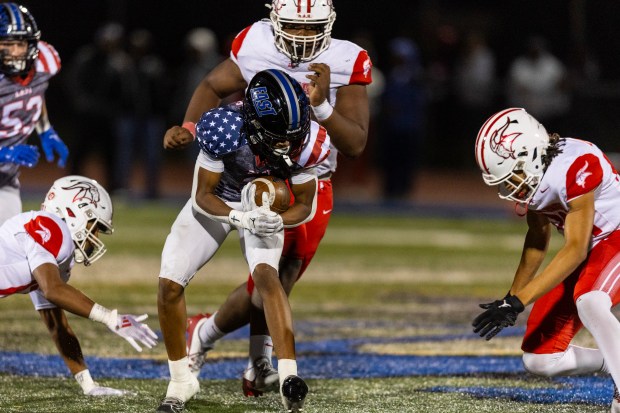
top-left (32, 263), bottom-right (158, 352)
top-left (38, 308), bottom-right (135, 396)
top-left (163, 59), bottom-right (246, 150)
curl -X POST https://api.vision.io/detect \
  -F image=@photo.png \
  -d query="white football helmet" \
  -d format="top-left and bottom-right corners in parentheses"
top-left (41, 175), bottom-right (114, 266)
top-left (267, 0), bottom-right (336, 64)
top-left (474, 108), bottom-right (550, 204)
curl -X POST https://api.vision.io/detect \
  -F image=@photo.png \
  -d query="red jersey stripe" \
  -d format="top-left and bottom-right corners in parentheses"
top-left (231, 26), bottom-right (252, 59)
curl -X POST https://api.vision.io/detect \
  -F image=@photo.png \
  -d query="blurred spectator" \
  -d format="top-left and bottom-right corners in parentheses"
top-left (65, 22), bottom-right (134, 193)
top-left (378, 37), bottom-right (426, 200)
top-left (169, 27), bottom-right (223, 160)
top-left (454, 31), bottom-right (497, 166)
top-left (115, 28), bottom-right (167, 199)
top-left (507, 35), bottom-right (571, 129)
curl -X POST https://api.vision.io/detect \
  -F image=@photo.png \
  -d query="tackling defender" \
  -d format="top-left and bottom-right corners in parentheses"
top-left (156, 69), bottom-right (330, 413)
top-left (0, 175), bottom-right (157, 396)
top-left (164, 0), bottom-right (372, 396)
top-left (473, 108), bottom-right (620, 412)
top-left (0, 3), bottom-right (69, 224)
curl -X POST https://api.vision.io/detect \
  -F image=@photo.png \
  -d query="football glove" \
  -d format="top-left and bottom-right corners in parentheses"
top-left (241, 181), bottom-right (258, 212)
top-left (0, 144), bottom-right (40, 167)
top-left (39, 126), bottom-right (69, 167)
top-left (229, 194), bottom-right (283, 237)
top-left (472, 294), bottom-right (525, 341)
top-left (86, 385), bottom-right (136, 397)
top-left (106, 311), bottom-right (158, 352)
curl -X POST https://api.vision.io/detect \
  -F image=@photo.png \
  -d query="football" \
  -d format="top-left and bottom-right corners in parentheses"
top-left (252, 175), bottom-right (291, 214)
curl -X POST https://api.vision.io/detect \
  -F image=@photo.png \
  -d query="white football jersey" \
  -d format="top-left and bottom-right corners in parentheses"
top-left (0, 211), bottom-right (73, 299)
top-left (529, 138), bottom-right (620, 248)
top-left (229, 20), bottom-right (372, 176)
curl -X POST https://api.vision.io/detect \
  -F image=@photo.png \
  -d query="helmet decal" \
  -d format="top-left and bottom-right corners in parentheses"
top-left (489, 117), bottom-right (521, 165)
top-left (250, 86), bottom-right (277, 117)
top-left (62, 181), bottom-right (101, 207)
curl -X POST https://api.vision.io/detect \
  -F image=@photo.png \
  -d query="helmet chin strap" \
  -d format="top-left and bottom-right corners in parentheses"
top-left (282, 154), bottom-right (294, 167)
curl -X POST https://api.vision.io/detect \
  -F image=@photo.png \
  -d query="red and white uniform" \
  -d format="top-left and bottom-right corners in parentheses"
top-left (523, 138), bottom-right (620, 353)
top-left (231, 20), bottom-right (372, 280)
top-left (232, 20), bottom-right (372, 178)
top-left (0, 41), bottom-right (61, 223)
top-left (0, 210), bottom-right (73, 309)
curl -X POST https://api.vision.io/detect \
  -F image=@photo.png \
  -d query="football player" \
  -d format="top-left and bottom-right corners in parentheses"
top-left (0, 3), bottom-right (69, 224)
top-left (156, 69), bottom-right (330, 413)
top-left (0, 175), bottom-right (158, 396)
top-left (164, 0), bottom-right (372, 398)
top-left (472, 108), bottom-right (620, 412)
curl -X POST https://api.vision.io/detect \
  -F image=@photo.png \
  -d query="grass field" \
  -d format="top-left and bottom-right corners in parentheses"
top-left (0, 201), bottom-right (614, 412)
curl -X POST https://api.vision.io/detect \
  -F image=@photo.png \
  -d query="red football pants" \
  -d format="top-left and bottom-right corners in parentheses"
top-left (522, 230), bottom-right (620, 354)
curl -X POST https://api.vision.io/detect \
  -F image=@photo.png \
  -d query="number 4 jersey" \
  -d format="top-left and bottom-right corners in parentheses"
top-left (0, 41), bottom-right (61, 188)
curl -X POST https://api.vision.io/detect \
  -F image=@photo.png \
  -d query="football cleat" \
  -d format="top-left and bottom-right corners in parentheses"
top-left (186, 313), bottom-right (213, 377)
top-left (280, 375), bottom-right (308, 412)
top-left (156, 397), bottom-right (185, 413)
top-left (242, 356), bottom-right (279, 397)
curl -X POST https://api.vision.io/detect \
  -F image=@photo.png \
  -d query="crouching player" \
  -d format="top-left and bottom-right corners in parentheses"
top-left (0, 175), bottom-right (158, 396)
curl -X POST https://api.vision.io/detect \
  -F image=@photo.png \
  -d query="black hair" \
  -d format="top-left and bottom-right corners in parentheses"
top-left (542, 133), bottom-right (565, 171)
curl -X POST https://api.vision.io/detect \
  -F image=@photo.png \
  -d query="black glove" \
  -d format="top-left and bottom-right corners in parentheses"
top-left (472, 294), bottom-right (525, 341)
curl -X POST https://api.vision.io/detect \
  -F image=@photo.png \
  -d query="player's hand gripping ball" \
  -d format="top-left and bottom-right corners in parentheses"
top-left (252, 176), bottom-right (291, 214)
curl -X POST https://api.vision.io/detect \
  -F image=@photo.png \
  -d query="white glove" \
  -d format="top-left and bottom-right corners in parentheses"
top-left (229, 193), bottom-right (283, 237)
top-left (86, 385), bottom-right (136, 397)
top-left (105, 311), bottom-right (158, 352)
top-left (241, 181), bottom-right (258, 212)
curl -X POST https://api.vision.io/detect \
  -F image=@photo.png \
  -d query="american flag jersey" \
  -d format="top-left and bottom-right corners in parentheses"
top-left (0, 41), bottom-right (61, 188)
top-left (528, 138), bottom-right (620, 249)
top-left (196, 102), bottom-right (330, 202)
top-left (230, 20), bottom-right (372, 177)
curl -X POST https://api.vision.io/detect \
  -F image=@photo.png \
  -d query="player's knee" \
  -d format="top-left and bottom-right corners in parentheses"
top-left (522, 352), bottom-right (561, 377)
top-left (576, 290), bottom-right (612, 327)
top-left (158, 277), bottom-right (184, 303)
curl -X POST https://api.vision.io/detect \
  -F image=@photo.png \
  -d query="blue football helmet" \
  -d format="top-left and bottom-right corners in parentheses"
top-left (0, 3), bottom-right (40, 76)
top-left (242, 69), bottom-right (311, 167)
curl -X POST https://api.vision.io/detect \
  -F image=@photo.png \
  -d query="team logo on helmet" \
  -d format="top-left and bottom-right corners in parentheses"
top-left (250, 86), bottom-right (277, 117)
top-left (63, 181), bottom-right (101, 206)
top-left (489, 117), bottom-right (521, 165)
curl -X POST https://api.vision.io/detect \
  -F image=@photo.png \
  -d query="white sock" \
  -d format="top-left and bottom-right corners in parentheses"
top-left (278, 358), bottom-right (298, 387)
top-left (198, 311), bottom-right (225, 348)
top-left (168, 357), bottom-right (192, 382)
top-left (75, 369), bottom-right (96, 394)
top-left (577, 291), bottom-right (620, 384)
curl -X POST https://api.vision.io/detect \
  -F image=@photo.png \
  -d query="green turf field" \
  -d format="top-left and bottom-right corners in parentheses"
top-left (0, 202), bottom-right (613, 412)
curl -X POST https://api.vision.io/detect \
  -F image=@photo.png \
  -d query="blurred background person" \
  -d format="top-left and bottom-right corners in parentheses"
top-left (507, 35), bottom-right (571, 131)
top-left (377, 37), bottom-right (426, 201)
top-left (169, 27), bottom-right (223, 161)
top-left (453, 31), bottom-right (497, 167)
top-left (114, 28), bottom-right (167, 199)
top-left (65, 22), bottom-right (133, 195)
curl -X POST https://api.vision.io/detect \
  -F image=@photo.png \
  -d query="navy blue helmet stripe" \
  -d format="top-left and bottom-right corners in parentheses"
top-left (6, 3), bottom-right (23, 32)
top-left (265, 69), bottom-right (300, 129)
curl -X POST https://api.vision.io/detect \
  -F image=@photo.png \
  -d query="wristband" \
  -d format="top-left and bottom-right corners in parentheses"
top-left (88, 303), bottom-right (115, 327)
top-left (311, 99), bottom-right (334, 122)
top-left (182, 121), bottom-right (197, 139)
top-left (75, 369), bottom-right (96, 394)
